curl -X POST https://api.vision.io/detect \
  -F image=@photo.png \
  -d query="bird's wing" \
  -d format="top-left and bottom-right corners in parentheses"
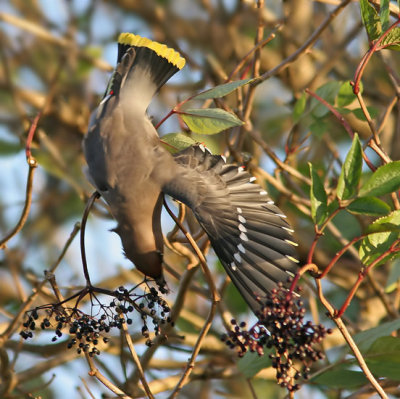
top-left (162, 145), bottom-right (300, 314)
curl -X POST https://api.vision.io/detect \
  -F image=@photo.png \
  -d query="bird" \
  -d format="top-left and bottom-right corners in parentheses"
top-left (83, 33), bottom-right (299, 314)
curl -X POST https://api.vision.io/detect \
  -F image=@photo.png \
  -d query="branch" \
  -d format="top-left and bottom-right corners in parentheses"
top-left (305, 88), bottom-right (376, 171)
top-left (128, 261), bottom-right (199, 388)
top-left (0, 12), bottom-right (112, 72)
top-left (163, 199), bottom-right (220, 397)
top-left (86, 354), bottom-right (133, 399)
top-left (0, 112), bottom-right (39, 250)
top-left (315, 279), bottom-right (388, 399)
top-left (336, 240), bottom-right (400, 317)
top-left (0, 222), bottom-right (80, 345)
top-left (252, 0), bottom-right (353, 85)
top-left (121, 320), bottom-right (154, 399)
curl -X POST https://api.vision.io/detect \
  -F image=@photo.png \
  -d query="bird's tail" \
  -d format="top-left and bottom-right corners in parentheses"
top-left (103, 33), bottom-right (185, 113)
top-left (168, 145), bottom-right (300, 314)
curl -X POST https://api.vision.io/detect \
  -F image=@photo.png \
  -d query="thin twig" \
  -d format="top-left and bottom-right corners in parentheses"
top-left (46, 272), bottom-right (65, 303)
top-left (166, 201), bottom-right (186, 242)
top-left (236, 0), bottom-right (265, 152)
top-left (127, 267), bottom-right (199, 391)
top-left (0, 222), bottom-right (80, 345)
top-left (252, 0), bottom-right (353, 85)
top-left (80, 377), bottom-right (96, 399)
top-left (163, 199), bottom-right (220, 397)
top-left (247, 128), bottom-right (311, 185)
top-left (319, 234), bottom-right (365, 279)
top-left (305, 88), bottom-right (376, 171)
top-left (86, 354), bottom-right (133, 399)
top-left (242, 0), bottom-right (265, 122)
top-left (289, 263), bottom-right (319, 294)
top-left (0, 347), bottom-right (15, 396)
top-left (163, 199), bottom-right (220, 300)
top-left (0, 155), bottom-right (37, 250)
top-left (0, 11), bottom-right (111, 71)
top-left (16, 350), bottom-right (78, 385)
top-left (352, 19), bottom-right (400, 95)
top-left (121, 320), bottom-right (155, 399)
top-left (128, 233), bottom-right (200, 385)
top-left (168, 298), bottom-right (218, 398)
top-left (1, 55), bottom-right (62, 250)
top-left (254, 166), bottom-right (311, 207)
top-left (315, 279), bottom-right (388, 399)
top-left (228, 29), bottom-right (280, 81)
top-left (366, 272), bottom-right (398, 319)
top-left (337, 240), bottom-right (400, 317)
top-left (377, 96), bottom-right (398, 135)
top-left (246, 378), bottom-right (259, 399)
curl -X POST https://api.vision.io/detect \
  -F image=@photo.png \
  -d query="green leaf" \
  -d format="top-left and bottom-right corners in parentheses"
top-left (366, 210), bottom-right (400, 234)
top-left (347, 197), bottom-right (391, 216)
top-left (190, 133), bottom-right (220, 154)
top-left (335, 107), bottom-right (353, 115)
top-left (359, 230), bottom-right (398, 266)
top-left (360, 0), bottom-right (382, 41)
top-left (385, 258), bottom-right (400, 293)
top-left (310, 81), bottom-right (341, 118)
top-left (309, 119), bottom-right (327, 137)
top-left (0, 139), bottom-right (22, 155)
top-left (179, 108), bottom-right (243, 134)
top-left (352, 106), bottom-right (379, 121)
top-left (293, 92), bottom-right (307, 123)
top-left (353, 319), bottom-right (400, 352)
top-left (336, 81), bottom-right (356, 107)
top-left (380, 0), bottom-right (390, 31)
top-left (237, 351), bottom-right (272, 378)
top-left (225, 279), bottom-right (249, 314)
top-left (309, 163), bottom-right (328, 225)
top-left (332, 210), bottom-right (362, 241)
top-left (337, 134), bottom-right (362, 200)
top-left (175, 317), bottom-right (200, 335)
top-left (193, 79), bottom-right (253, 100)
top-left (312, 368), bottom-right (367, 389)
top-left (364, 336), bottom-right (400, 381)
top-left (359, 161), bottom-right (400, 197)
top-left (380, 27), bottom-right (400, 50)
top-left (327, 198), bottom-right (339, 214)
top-left (160, 132), bottom-right (197, 153)
top-left (366, 336), bottom-right (400, 356)
top-left (368, 359), bottom-right (400, 381)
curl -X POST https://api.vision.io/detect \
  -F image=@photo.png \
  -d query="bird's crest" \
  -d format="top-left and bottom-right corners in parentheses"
top-left (118, 33), bottom-right (185, 70)
top-left (101, 33), bottom-right (186, 112)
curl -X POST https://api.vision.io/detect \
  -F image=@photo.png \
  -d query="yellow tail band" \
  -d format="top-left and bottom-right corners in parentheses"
top-left (118, 33), bottom-right (186, 70)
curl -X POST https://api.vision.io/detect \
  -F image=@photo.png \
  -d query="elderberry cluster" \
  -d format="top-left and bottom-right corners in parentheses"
top-left (222, 283), bottom-right (331, 392)
top-left (20, 284), bottom-right (171, 355)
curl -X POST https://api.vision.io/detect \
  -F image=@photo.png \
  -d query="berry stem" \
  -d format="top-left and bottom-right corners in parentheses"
top-left (288, 263), bottom-right (319, 295)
